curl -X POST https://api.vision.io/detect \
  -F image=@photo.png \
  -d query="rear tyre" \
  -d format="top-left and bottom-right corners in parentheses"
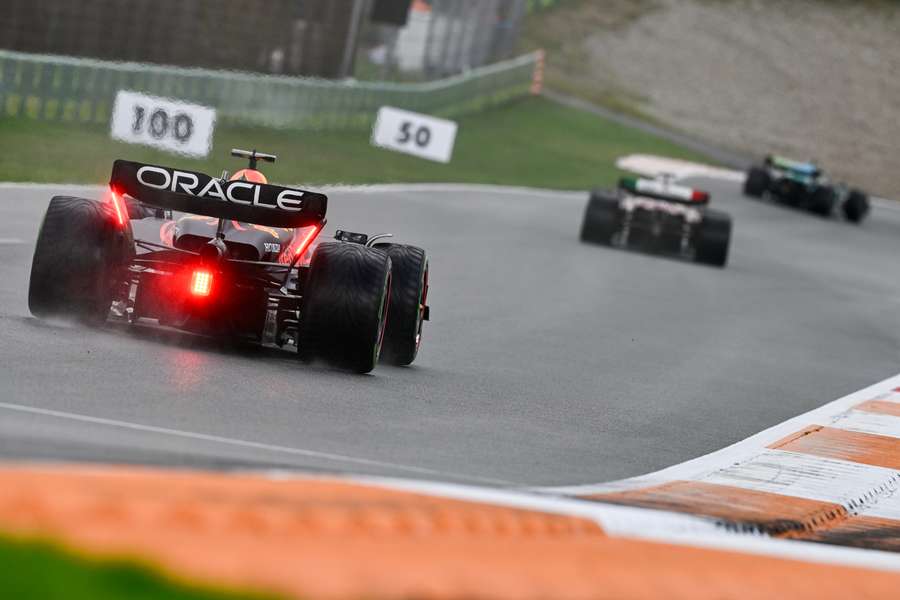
top-left (809, 185), bottom-right (836, 217)
top-left (743, 166), bottom-right (769, 198)
top-left (297, 242), bottom-right (392, 374)
top-left (373, 243), bottom-right (428, 366)
top-left (842, 189), bottom-right (870, 223)
top-left (28, 196), bottom-right (133, 324)
top-left (580, 191), bottom-right (620, 245)
top-left (695, 209), bottom-right (731, 267)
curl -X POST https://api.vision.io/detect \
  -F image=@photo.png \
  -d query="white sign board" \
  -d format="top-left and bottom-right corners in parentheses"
top-left (371, 106), bottom-right (457, 163)
top-left (110, 90), bottom-right (216, 158)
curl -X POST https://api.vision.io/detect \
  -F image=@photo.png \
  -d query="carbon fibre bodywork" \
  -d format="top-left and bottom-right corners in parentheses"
top-left (110, 159), bottom-right (329, 344)
top-left (124, 211), bottom-right (311, 342)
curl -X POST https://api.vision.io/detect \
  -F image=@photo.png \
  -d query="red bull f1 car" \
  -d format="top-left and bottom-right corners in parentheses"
top-left (580, 175), bottom-right (732, 267)
top-left (743, 155), bottom-right (870, 223)
top-left (28, 149), bottom-right (429, 373)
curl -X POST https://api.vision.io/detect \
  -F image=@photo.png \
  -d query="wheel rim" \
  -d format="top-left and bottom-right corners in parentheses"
top-left (374, 272), bottom-right (392, 362)
top-left (415, 265), bottom-right (429, 350)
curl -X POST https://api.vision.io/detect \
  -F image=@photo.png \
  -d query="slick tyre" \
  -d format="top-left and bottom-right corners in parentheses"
top-left (842, 189), bottom-right (870, 223)
top-left (297, 242), bottom-right (392, 374)
top-left (809, 186), bottom-right (837, 217)
top-left (743, 166), bottom-right (770, 198)
top-left (28, 196), bottom-right (133, 324)
top-left (695, 209), bottom-right (731, 268)
top-left (580, 191), bottom-right (620, 245)
top-left (373, 243), bottom-right (428, 367)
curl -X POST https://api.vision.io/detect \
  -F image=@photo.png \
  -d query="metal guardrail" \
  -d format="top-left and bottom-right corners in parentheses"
top-left (0, 49), bottom-right (540, 131)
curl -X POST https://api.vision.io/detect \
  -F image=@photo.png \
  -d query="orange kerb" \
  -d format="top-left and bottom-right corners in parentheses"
top-left (798, 514), bottom-right (900, 552)
top-left (1, 465), bottom-right (900, 600)
top-left (855, 399), bottom-right (900, 418)
top-left (769, 426), bottom-right (900, 470)
top-left (585, 479), bottom-right (844, 534)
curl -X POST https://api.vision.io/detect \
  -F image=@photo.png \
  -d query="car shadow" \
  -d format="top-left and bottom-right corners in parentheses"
top-left (19, 314), bottom-right (375, 376)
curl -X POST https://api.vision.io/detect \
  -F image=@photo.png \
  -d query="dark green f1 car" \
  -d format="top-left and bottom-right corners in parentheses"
top-left (744, 155), bottom-right (869, 223)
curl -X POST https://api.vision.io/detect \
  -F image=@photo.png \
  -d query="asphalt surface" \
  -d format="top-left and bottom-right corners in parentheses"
top-left (1, 180), bottom-right (900, 487)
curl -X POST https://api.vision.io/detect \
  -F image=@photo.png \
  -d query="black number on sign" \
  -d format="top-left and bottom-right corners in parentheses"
top-left (396, 121), bottom-right (431, 148)
top-left (173, 113), bottom-right (193, 142)
top-left (397, 121), bottom-right (413, 144)
top-left (414, 126), bottom-right (431, 147)
top-left (132, 106), bottom-right (145, 133)
top-left (149, 109), bottom-right (168, 139)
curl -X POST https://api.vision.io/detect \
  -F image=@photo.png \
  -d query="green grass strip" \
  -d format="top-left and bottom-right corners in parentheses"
top-left (0, 536), bottom-right (276, 600)
top-left (0, 96), bottom-right (709, 189)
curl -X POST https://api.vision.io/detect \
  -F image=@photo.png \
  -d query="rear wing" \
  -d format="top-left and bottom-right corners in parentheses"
top-left (767, 155), bottom-right (821, 178)
top-left (618, 176), bottom-right (709, 205)
top-left (110, 160), bottom-right (327, 228)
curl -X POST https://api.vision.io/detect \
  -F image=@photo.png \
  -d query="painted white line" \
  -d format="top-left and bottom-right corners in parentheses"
top-left (1, 179), bottom-right (894, 212)
top-left (361, 476), bottom-right (724, 536)
top-left (320, 182), bottom-right (586, 201)
top-left (700, 449), bottom-right (899, 505)
top-left (356, 476), bottom-right (900, 574)
top-left (831, 409), bottom-right (900, 439)
top-left (0, 181), bottom-right (586, 202)
top-left (0, 183), bottom-right (104, 195)
top-left (873, 197), bottom-right (900, 212)
top-left (0, 238), bottom-right (24, 245)
top-left (542, 371), bottom-right (900, 495)
top-left (0, 402), bottom-right (513, 486)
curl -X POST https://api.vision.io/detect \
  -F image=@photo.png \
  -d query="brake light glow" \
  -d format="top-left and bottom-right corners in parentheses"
top-left (293, 224), bottom-right (322, 257)
top-left (190, 269), bottom-right (213, 297)
top-left (109, 188), bottom-right (126, 228)
top-left (691, 190), bottom-right (710, 203)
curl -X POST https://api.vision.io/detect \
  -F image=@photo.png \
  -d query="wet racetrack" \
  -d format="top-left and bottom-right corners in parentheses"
top-left (1, 180), bottom-right (899, 487)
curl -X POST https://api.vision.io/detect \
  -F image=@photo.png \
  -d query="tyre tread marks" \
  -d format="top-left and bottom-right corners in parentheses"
top-left (29, 196), bottom-right (130, 323)
top-left (373, 243), bottom-right (427, 366)
top-left (298, 242), bottom-right (391, 373)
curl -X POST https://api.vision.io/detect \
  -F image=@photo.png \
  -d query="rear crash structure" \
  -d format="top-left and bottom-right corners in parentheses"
top-left (580, 176), bottom-right (732, 267)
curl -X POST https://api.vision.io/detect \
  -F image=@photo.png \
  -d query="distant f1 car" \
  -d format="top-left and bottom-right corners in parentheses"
top-left (28, 149), bottom-right (429, 373)
top-left (743, 155), bottom-right (869, 223)
top-left (580, 175), bottom-right (731, 267)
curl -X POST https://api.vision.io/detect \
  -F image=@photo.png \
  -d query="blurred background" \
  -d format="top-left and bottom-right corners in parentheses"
top-left (0, 0), bottom-right (897, 194)
top-left (1, 0), bottom-right (530, 79)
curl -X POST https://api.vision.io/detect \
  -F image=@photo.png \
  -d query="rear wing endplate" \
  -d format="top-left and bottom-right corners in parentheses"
top-left (110, 160), bottom-right (327, 228)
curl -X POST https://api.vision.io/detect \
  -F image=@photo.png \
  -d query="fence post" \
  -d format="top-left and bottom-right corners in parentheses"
top-left (530, 49), bottom-right (545, 95)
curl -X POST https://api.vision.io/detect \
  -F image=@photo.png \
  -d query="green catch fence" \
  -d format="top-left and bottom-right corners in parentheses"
top-left (0, 49), bottom-right (540, 131)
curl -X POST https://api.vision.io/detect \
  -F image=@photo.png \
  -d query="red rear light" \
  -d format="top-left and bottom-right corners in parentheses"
top-left (190, 269), bottom-right (213, 297)
top-left (293, 224), bottom-right (322, 258)
top-left (691, 190), bottom-right (710, 203)
top-left (109, 188), bottom-right (126, 227)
